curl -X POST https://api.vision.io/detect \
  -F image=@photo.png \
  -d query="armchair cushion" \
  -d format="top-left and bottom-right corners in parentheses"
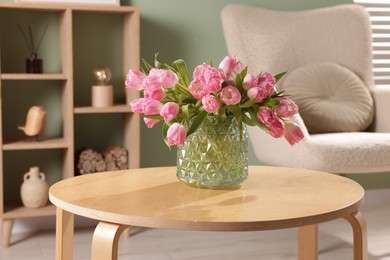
top-left (283, 62), bottom-right (374, 133)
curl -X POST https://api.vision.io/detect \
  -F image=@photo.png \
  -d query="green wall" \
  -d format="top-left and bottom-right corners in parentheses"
top-left (125, 0), bottom-right (390, 189)
top-left (125, 0), bottom-right (352, 167)
top-left (1, 0), bottom-right (389, 190)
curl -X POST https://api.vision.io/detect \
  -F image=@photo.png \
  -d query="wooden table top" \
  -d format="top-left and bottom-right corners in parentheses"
top-left (49, 166), bottom-right (364, 231)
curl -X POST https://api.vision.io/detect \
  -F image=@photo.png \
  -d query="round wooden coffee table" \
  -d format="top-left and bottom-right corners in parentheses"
top-left (49, 166), bottom-right (366, 260)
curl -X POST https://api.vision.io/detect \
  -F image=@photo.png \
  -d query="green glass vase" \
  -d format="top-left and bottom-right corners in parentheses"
top-left (177, 114), bottom-right (248, 189)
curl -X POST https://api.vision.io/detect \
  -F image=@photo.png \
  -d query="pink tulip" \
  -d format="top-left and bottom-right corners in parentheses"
top-left (219, 56), bottom-right (236, 76)
top-left (129, 98), bottom-right (145, 113)
top-left (203, 66), bottom-right (224, 93)
top-left (219, 56), bottom-right (245, 81)
top-left (193, 63), bottom-right (208, 79)
top-left (275, 97), bottom-right (299, 118)
top-left (125, 70), bottom-right (146, 91)
top-left (243, 73), bottom-right (258, 90)
top-left (144, 68), bottom-right (163, 90)
top-left (258, 72), bottom-right (276, 95)
top-left (202, 94), bottom-right (220, 113)
top-left (247, 86), bottom-right (268, 103)
top-left (220, 86), bottom-right (241, 105)
top-left (257, 107), bottom-right (284, 138)
top-left (142, 99), bottom-right (162, 115)
top-left (284, 122), bottom-right (304, 145)
top-left (144, 118), bottom-right (160, 128)
top-left (167, 123), bottom-right (187, 146)
top-left (160, 102), bottom-right (180, 122)
top-left (193, 64), bottom-right (223, 93)
top-left (144, 87), bottom-right (165, 101)
top-left (158, 69), bottom-right (179, 88)
top-left (188, 79), bottom-right (208, 99)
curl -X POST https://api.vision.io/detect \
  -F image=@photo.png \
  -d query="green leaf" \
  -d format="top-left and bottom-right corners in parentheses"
top-left (144, 114), bottom-right (163, 120)
top-left (235, 66), bottom-right (248, 93)
top-left (248, 108), bottom-right (268, 132)
top-left (162, 122), bottom-right (171, 149)
top-left (242, 112), bottom-right (255, 126)
top-left (175, 82), bottom-right (192, 97)
top-left (181, 104), bottom-right (190, 121)
top-left (274, 72), bottom-right (287, 83)
top-left (240, 97), bottom-right (256, 108)
top-left (142, 58), bottom-right (153, 72)
top-left (226, 105), bottom-right (241, 118)
top-left (152, 53), bottom-right (170, 69)
top-left (186, 109), bottom-right (208, 137)
top-left (239, 66), bottom-right (248, 79)
top-left (172, 59), bottom-right (190, 86)
top-left (217, 104), bottom-right (226, 117)
top-left (264, 98), bottom-right (280, 108)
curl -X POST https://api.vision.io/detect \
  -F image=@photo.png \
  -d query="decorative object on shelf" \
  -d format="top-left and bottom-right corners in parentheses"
top-left (20, 166), bottom-right (49, 208)
top-left (103, 145), bottom-right (129, 171)
top-left (91, 65), bottom-right (113, 107)
top-left (18, 106), bottom-right (46, 141)
top-left (15, 0), bottom-right (119, 6)
top-left (76, 146), bottom-right (129, 174)
top-left (76, 148), bottom-right (106, 174)
top-left (17, 24), bottom-right (48, 74)
top-left (125, 55), bottom-right (304, 189)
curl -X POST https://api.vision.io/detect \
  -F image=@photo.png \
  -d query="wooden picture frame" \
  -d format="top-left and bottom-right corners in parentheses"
top-left (15, 0), bottom-right (120, 6)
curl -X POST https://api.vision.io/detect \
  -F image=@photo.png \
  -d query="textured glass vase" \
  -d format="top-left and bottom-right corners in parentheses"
top-left (177, 114), bottom-right (248, 189)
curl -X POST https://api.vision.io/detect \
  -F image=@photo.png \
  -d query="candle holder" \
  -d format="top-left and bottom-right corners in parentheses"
top-left (91, 66), bottom-right (113, 107)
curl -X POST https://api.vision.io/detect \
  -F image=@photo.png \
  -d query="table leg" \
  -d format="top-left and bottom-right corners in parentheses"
top-left (55, 207), bottom-right (74, 260)
top-left (298, 224), bottom-right (318, 260)
top-left (343, 211), bottom-right (368, 260)
top-left (91, 222), bottom-right (129, 260)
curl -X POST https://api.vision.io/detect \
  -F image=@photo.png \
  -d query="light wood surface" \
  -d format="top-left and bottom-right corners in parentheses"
top-left (50, 166), bottom-right (364, 231)
top-left (49, 166), bottom-right (367, 260)
top-left (48, 166), bottom-right (367, 259)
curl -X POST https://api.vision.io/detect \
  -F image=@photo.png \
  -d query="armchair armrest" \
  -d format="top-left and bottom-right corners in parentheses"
top-left (372, 85), bottom-right (390, 132)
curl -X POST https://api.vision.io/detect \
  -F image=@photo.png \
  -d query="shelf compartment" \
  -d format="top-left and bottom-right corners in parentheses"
top-left (0, 73), bottom-right (67, 80)
top-left (74, 104), bottom-right (131, 114)
top-left (2, 137), bottom-right (68, 150)
top-left (3, 202), bottom-right (56, 218)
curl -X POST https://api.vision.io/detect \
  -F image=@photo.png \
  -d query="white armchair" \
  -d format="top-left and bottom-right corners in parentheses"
top-left (221, 4), bottom-right (390, 174)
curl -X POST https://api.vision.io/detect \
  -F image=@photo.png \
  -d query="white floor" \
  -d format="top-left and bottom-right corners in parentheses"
top-left (0, 189), bottom-right (389, 260)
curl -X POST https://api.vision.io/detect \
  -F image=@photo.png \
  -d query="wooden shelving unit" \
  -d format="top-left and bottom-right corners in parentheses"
top-left (0, 3), bottom-right (140, 247)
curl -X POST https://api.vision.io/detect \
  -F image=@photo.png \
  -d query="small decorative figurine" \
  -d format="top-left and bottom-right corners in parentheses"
top-left (17, 24), bottom-right (49, 74)
top-left (20, 166), bottom-right (49, 208)
top-left (91, 66), bottom-right (113, 107)
top-left (18, 106), bottom-right (46, 141)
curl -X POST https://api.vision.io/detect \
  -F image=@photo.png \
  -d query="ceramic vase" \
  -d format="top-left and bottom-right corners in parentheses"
top-left (20, 167), bottom-right (49, 208)
top-left (177, 114), bottom-right (248, 189)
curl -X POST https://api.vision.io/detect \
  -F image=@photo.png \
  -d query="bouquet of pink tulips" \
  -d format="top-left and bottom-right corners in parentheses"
top-left (125, 55), bottom-right (304, 147)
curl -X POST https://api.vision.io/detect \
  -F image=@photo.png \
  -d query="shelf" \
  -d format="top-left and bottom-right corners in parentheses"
top-left (0, 2), bottom-right (138, 13)
top-left (2, 137), bottom-right (68, 151)
top-left (0, 2), bottom-right (140, 248)
top-left (0, 73), bottom-right (67, 80)
top-left (74, 104), bottom-right (132, 114)
top-left (3, 202), bottom-right (56, 219)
